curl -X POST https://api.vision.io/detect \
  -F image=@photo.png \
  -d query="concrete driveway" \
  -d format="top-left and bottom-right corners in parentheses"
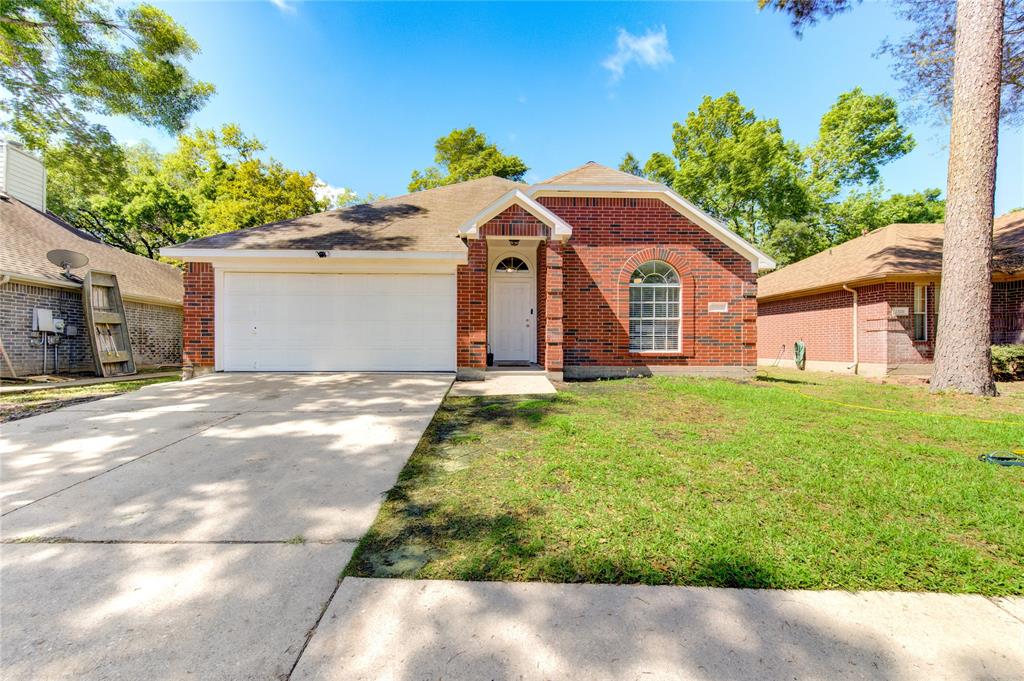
top-left (0, 372), bottom-right (451, 680)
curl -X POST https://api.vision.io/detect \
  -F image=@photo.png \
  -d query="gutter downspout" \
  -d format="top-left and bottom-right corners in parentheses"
top-left (842, 284), bottom-right (859, 375)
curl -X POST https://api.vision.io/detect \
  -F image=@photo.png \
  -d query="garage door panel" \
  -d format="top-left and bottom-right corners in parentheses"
top-left (221, 273), bottom-right (456, 372)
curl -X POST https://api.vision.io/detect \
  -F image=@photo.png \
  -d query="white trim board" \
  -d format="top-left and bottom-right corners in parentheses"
top-left (526, 184), bottom-right (775, 272)
top-left (160, 247), bottom-right (467, 263)
top-left (458, 189), bottom-right (573, 241)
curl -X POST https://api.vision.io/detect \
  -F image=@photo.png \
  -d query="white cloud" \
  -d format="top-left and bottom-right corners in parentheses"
top-left (269, 0), bottom-right (296, 14)
top-left (602, 26), bottom-right (673, 82)
top-left (313, 178), bottom-right (358, 208)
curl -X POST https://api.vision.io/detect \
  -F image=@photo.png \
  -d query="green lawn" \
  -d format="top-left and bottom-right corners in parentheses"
top-left (0, 376), bottom-right (178, 423)
top-left (347, 369), bottom-right (1024, 595)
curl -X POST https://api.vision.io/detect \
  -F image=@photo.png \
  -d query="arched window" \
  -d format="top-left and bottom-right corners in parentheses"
top-left (495, 256), bottom-right (529, 273)
top-left (629, 261), bottom-right (680, 351)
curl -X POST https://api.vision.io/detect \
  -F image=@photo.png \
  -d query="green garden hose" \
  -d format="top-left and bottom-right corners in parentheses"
top-left (793, 340), bottom-right (806, 370)
top-left (978, 451), bottom-right (1024, 467)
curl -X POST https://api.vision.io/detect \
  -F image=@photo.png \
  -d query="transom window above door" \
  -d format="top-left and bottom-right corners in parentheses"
top-left (495, 257), bottom-right (529, 273)
top-left (629, 260), bottom-right (681, 352)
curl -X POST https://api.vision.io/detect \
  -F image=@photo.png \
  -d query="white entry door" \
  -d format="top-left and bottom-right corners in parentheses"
top-left (490, 278), bottom-right (535, 362)
top-left (220, 272), bottom-right (456, 371)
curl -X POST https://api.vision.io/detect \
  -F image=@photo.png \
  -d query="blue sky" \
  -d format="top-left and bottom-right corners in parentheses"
top-left (111, 1), bottom-right (1023, 213)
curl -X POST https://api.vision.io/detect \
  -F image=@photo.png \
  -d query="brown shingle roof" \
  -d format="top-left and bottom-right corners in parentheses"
top-left (171, 176), bottom-right (522, 252)
top-left (1, 196), bottom-right (183, 306)
top-left (534, 161), bottom-right (662, 188)
top-left (758, 211), bottom-right (1024, 300)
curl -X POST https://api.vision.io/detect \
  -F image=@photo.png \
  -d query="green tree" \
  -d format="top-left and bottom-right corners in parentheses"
top-left (618, 152), bottom-right (642, 176)
top-left (641, 88), bottom-right (919, 258)
top-left (162, 125), bottom-right (325, 235)
top-left (824, 188), bottom-right (945, 243)
top-left (759, 1), bottom-right (1003, 398)
top-left (1, 1), bottom-right (213, 173)
top-left (643, 151), bottom-right (677, 186)
top-left (762, 219), bottom-right (830, 266)
top-left (808, 87), bottom-right (915, 197)
top-left (671, 92), bottom-right (809, 245)
top-left (409, 127), bottom-right (527, 191)
top-left (47, 124), bottom-right (328, 258)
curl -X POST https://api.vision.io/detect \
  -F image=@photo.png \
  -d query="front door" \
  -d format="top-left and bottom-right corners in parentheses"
top-left (490, 277), bottom-right (535, 362)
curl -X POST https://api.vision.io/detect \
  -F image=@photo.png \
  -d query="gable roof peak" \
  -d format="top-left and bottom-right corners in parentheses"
top-left (534, 161), bottom-right (662, 188)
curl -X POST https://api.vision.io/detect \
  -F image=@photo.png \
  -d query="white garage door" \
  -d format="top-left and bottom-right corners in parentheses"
top-left (220, 272), bottom-right (456, 371)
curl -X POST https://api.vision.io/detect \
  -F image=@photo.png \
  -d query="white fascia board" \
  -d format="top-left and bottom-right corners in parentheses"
top-left (458, 189), bottom-right (572, 241)
top-left (2, 270), bottom-right (182, 307)
top-left (159, 247), bottom-right (467, 262)
top-left (526, 184), bottom-right (776, 271)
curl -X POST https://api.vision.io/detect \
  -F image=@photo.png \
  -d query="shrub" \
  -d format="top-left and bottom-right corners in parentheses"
top-left (991, 345), bottom-right (1024, 381)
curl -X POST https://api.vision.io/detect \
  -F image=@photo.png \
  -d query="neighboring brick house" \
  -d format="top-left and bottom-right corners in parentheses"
top-left (0, 142), bottom-right (183, 377)
top-left (757, 211), bottom-right (1024, 377)
top-left (161, 162), bottom-right (774, 380)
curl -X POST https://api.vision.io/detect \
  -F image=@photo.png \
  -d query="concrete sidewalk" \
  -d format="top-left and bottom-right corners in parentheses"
top-left (292, 577), bottom-right (1024, 681)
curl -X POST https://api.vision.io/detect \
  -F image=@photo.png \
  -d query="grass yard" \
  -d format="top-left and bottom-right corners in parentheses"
top-left (0, 376), bottom-right (177, 423)
top-left (348, 368), bottom-right (1024, 595)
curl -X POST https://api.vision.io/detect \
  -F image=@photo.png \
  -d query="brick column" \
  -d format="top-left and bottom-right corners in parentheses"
top-left (544, 240), bottom-right (564, 377)
top-left (456, 239), bottom-right (488, 380)
top-left (182, 262), bottom-right (215, 377)
top-left (741, 273), bottom-right (758, 368)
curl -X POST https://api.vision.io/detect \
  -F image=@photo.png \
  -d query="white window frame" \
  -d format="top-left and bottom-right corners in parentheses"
top-left (913, 284), bottom-right (928, 341)
top-left (628, 261), bottom-right (681, 353)
top-left (494, 256), bottom-right (530, 273)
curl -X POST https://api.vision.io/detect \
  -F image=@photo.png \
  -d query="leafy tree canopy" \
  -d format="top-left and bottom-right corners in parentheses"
top-left (671, 92), bottom-right (809, 245)
top-left (618, 152), bottom-right (642, 176)
top-left (825, 187), bottom-right (945, 243)
top-left (1, 0), bottom-right (214, 172)
top-left (643, 151), bottom-right (677, 187)
top-left (409, 127), bottom-right (527, 191)
top-left (808, 87), bottom-right (915, 195)
top-left (48, 125), bottom-right (338, 259)
top-left (628, 88), bottom-right (931, 263)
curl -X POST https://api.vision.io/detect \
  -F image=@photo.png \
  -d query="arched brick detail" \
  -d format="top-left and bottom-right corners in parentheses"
top-left (617, 249), bottom-right (696, 357)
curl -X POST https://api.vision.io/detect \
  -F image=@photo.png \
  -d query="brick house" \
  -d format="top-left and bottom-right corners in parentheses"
top-left (0, 142), bottom-right (184, 378)
top-left (757, 211), bottom-right (1024, 377)
top-left (161, 162), bottom-right (774, 380)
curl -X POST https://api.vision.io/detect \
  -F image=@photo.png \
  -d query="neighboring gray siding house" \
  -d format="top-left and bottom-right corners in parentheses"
top-left (0, 141), bottom-right (183, 377)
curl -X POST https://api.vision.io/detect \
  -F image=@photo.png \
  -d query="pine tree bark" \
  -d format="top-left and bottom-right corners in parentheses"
top-left (931, 0), bottom-right (1004, 396)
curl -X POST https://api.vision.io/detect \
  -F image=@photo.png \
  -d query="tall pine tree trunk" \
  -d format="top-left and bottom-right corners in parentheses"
top-left (931, 0), bottom-right (1003, 396)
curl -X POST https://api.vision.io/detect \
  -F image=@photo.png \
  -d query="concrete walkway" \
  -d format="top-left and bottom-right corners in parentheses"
top-left (0, 373), bottom-right (451, 680)
top-left (292, 578), bottom-right (1024, 681)
top-left (448, 373), bottom-right (556, 396)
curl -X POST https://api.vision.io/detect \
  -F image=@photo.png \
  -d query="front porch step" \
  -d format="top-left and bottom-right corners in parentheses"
top-left (486, 363), bottom-right (547, 376)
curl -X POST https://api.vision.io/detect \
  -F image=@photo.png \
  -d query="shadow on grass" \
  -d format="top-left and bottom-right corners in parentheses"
top-left (347, 391), bottom-right (792, 589)
top-left (753, 374), bottom-right (822, 386)
top-left (346, 394), bottom-right (568, 579)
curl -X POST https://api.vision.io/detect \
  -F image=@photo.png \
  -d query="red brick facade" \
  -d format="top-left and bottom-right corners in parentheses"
top-left (182, 262), bottom-right (214, 368)
top-left (479, 205), bottom-right (550, 239)
top-left (538, 196), bottom-right (756, 370)
top-left (458, 196), bottom-right (758, 376)
top-left (456, 239), bottom-right (489, 370)
top-left (757, 279), bottom-right (1019, 373)
top-left (543, 240), bottom-right (564, 371)
top-left (179, 196), bottom-right (763, 378)
top-left (993, 280), bottom-right (1024, 344)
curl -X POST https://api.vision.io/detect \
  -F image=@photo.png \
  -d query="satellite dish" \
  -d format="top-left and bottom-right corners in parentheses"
top-left (47, 249), bottom-right (89, 282)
